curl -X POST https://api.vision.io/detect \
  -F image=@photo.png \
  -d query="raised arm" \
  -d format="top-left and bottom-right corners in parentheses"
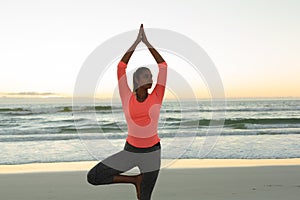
top-left (117, 24), bottom-right (143, 103)
top-left (141, 27), bottom-right (167, 102)
top-left (141, 27), bottom-right (165, 64)
top-left (120, 25), bottom-right (143, 64)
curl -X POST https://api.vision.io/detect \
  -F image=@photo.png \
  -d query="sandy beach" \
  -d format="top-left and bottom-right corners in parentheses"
top-left (1, 159), bottom-right (300, 200)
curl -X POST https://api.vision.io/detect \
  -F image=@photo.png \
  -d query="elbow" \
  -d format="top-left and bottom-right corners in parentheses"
top-left (158, 62), bottom-right (167, 68)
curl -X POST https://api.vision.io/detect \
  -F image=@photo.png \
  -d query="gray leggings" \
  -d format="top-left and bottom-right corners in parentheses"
top-left (87, 142), bottom-right (161, 200)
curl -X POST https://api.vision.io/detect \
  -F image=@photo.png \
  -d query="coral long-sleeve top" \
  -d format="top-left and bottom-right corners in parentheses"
top-left (117, 61), bottom-right (168, 148)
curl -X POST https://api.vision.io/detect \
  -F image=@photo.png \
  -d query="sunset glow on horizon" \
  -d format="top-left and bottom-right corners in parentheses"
top-left (1, 1), bottom-right (299, 99)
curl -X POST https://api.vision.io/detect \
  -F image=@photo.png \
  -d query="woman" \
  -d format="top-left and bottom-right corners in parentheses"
top-left (87, 24), bottom-right (167, 200)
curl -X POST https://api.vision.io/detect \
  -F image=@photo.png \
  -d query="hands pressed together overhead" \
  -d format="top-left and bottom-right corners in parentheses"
top-left (135, 24), bottom-right (149, 45)
top-left (121, 23), bottom-right (164, 64)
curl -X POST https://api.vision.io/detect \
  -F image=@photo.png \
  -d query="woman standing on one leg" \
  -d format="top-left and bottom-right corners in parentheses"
top-left (87, 24), bottom-right (168, 200)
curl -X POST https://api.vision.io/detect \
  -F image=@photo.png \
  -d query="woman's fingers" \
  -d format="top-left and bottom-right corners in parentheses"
top-left (135, 24), bottom-right (143, 43)
top-left (139, 24), bottom-right (144, 36)
top-left (141, 28), bottom-right (148, 43)
top-left (138, 29), bottom-right (143, 41)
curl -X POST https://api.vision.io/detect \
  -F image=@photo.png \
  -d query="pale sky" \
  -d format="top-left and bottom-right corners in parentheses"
top-left (0, 0), bottom-right (299, 99)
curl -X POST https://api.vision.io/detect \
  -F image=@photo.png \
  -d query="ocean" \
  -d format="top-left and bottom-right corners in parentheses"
top-left (0, 97), bottom-right (300, 165)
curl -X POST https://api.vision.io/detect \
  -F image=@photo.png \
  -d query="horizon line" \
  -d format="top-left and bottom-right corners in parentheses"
top-left (1, 92), bottom-right (300, 100)
top-left (1, 94), bottom-right (300, 100)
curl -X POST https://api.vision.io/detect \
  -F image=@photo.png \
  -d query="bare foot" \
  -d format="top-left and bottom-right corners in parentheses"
top-left (134, 174), bottom-right (143, 199)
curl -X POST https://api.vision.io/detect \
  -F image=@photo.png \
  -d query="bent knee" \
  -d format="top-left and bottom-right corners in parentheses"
top-left (87, 170), bottom-right (98, 185)
top-left (86, 162), bottom-right (117, 185)
top-left (87, 168), bottom-right (111, 185)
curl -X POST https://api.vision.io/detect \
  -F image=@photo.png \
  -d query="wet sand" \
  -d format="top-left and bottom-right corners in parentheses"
top-left (1, 159), bottom-right (300, 200)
